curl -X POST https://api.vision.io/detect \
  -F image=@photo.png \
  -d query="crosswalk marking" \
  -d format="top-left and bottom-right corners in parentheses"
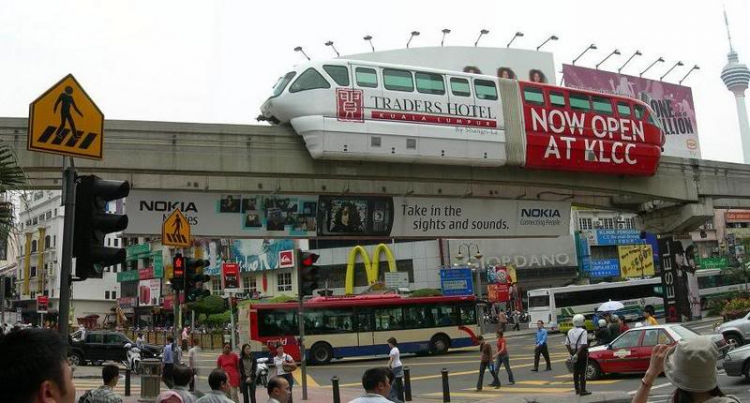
top-left (166, 233), bottom-right (188, 244)
top-left (36, 125), bottom-right (99, 150)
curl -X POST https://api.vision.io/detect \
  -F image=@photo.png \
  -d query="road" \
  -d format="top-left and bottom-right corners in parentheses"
top-left (73, 320), bottom-right (750, 402)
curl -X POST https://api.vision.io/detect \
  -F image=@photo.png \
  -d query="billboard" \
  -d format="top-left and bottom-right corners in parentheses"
top-left (346, 46), bottom-right (557, 84)
top-left (618, 245), bottom-right (655, 278)
top-left (127, 191), bottom-right (571, 238)
top-left (439, 268), bottom-right (474, 296)
top-left (138, 279), bottom-right (162, 307)
top-left (562, 64), bottom-right (701, 159)
top-left (447, 236), bottom-right (577, 269)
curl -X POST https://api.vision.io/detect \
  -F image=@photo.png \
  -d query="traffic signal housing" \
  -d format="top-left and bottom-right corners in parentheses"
top-left (73, 175), bottom-right (129, 280)
top-left (185, 258), bottom-right (211, 302)
top-left (298, 251), bottom-right (320, 296)
top-left (171, 254), bottom-right (185, 291)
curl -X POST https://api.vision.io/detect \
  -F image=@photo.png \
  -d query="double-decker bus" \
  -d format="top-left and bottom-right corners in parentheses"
top-left (527, 278), bottom-right (663, 330)
top-left (243, 294), bottom-right (479, 364)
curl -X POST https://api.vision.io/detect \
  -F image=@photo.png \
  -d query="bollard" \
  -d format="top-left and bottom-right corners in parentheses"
top-left (441, 368), bottom-right (450, 403)
top-left (332, 376), bottom-right (341, 403)
top-left (125, 368), bottom-right (131, 397)
top-left (404, 366), bottom-right (412, 401)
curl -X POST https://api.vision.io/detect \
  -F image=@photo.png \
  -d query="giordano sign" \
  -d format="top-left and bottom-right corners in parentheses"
top-left (345, 244), bottom-right (398, 295)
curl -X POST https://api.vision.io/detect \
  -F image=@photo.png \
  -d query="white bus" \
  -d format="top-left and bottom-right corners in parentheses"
top-left (696, 268), bottom-right (747, 308)
top-left (527, 278), bottom-right (663, 330)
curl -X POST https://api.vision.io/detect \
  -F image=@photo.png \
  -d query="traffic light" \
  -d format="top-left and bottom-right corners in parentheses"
top-left (73, 175), bottom-right (129, 280)
top-left (171, 254), bottom-right (185, 291)
top-left (185, 258), bottom-right (211, 302)
top-left (298, 250), bottom-right (320, 296)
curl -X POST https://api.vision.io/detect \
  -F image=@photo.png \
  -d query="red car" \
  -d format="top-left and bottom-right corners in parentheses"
top-left (586, 324), bottom-right (727, 380)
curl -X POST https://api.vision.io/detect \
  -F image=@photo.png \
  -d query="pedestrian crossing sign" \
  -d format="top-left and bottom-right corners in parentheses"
top-left (162, 209), bottom-right (191, 248)
top-left (28, 74), bottom-right (104, 159)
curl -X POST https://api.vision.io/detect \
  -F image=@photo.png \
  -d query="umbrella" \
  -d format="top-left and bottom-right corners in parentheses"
top-left (598, 300), bottom-right (625, 312)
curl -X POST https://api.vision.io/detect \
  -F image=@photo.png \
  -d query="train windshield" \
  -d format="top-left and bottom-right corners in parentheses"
top-left (272, 71), bottom-right (296, 97)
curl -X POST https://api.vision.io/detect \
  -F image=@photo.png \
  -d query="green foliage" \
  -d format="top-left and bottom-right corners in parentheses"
top-left (190, 295), bottom-right (226, 315)
top-left (722, 297), bottom-right (750, 317)
top-left (205, 311), bottom-right (232, 327)
top-left (707, 298), bottom-right (726, 317)
top-left (408, 288), bottom-right (443, 297)
top-left (269, 294), bottom-right (297, 303)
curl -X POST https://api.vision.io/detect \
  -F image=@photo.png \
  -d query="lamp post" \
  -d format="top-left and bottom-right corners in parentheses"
top-left (506, 31), bottom-right (524, 48)
top-left (596, 49), bottom-right (621, 70)
top-left (640, 57), bottom-right (664, 77)
top-left (660, 61), bottom-right (684, 81)
top-left (679, 64), bottom-right (700, 85)
top-left (363, 35), bottom-right (374, 52)
top-left (324, 41), bottom-right (340, 57)
top-left (618, 50), bottom-right (642, 73)
top-left (474, 29), bottom-right (489, 47)
top-left (572, 44), bottom-right (597, 65)
top-left (293, 46), bottom-right (310, 61)
top-left (407, 31), bottom-right (420, 48)
top-left (536, 35), bottom-right (558, 51)
top-left (455, 243), bottom-right (483, 298)
top-left (441, 28), bottom-right (451, 47)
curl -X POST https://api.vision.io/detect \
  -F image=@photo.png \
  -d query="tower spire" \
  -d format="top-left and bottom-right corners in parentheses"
top-left (724, 5), bottom-right (734, 52)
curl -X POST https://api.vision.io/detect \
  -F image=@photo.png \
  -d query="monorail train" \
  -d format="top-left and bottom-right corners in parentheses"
top-left (259, 59), bottom-right (665, 176)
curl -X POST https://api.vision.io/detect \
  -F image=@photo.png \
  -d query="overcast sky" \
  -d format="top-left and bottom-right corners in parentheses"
top-left (2, 0), bottom-right (749, 163)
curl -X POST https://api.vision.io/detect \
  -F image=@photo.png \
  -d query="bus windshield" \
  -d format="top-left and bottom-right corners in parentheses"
top-left (272, 71), bottom-right (296, 97)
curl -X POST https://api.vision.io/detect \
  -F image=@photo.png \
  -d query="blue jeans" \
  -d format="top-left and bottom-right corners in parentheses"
top-left (494, 354), bottom-right (515, 383)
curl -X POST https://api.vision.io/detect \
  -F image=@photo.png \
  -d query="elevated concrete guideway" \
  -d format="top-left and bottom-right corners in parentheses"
top-left (2, 117), bottom-right (749, 233)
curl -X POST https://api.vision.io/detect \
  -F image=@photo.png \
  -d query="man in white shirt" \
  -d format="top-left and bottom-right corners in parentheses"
top-left (266, 376), bottom-right (290, 403)
top-left (565, 314), bottom-right (591, 396)
top-left (347, 367), bottom-right (394, 403)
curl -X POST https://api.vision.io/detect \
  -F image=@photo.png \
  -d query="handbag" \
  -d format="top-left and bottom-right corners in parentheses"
top-left (565, 330), bottom-right (585, 374)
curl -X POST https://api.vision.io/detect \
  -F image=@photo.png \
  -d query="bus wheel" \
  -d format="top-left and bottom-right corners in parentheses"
top-left (309, 342), bottom-right (333, 365)
top-left (430, 334), bottom-right (450, 355)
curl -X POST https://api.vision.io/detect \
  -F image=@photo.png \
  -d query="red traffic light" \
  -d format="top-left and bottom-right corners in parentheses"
top-left (173, 254), bottom-right (185, 277)
top-left (300, 252), bottom-right (320, 266)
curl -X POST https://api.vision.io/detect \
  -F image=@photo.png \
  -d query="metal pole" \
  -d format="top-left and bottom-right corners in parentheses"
top-left (296, 243), bottom-right (308, 400)
top-left (125, 368), bottom-right (131, 396)
top-left (404, 366), bottom-right (412, 401)
top-left (173, 289), bottom-right (179, 344)
top-left (331, 376), bottom-right (340, 403)
top-left (229, 291), bottom-right (236, 350)
top-left (441, 368), bottom-right (450, 402)
top-left (59, 157), bottom-right (76, 336)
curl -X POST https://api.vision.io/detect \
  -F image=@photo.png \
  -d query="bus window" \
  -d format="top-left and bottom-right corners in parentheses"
top-left (323, 65), bottom-right (350, 86)
top-left (258, 309), bottom-right (299, 337)
top-left (523, 87), bottom-right (545, 106)
top-left (634, 105), bottom-right (645, 119)
top-left (474, 80), bottom-right (498, 100)
top-left (374, 307), bottom-right (404, 330)
top-left (550, 92), bottom-right (566, 108)
top-left (617, 102), bottom-right (632, 117)
top-left (356, 67), bottom-right (378, 88)
top-left (450, 78), bottom-right (471, 97)
top-left (306, 308), bottom-right (354, 334)
top-left (416, 72), bottom-right (446, 95)
top-left (272, 72), bottom-right (296, 97)
top-left (289, 68), bottom-right (331, 93)
top-left (647, 112), bottom-right (659, 126)
top-left (592, 96), bottom-right (613, 115)
top-left (569, 93), bottom-right (591, 111)
top-left (528, 295), bottom-right (550, 308)
top-left (459, 304), bottom-right (477, 325)
top-left (383, 68), bottom-right (414, 92)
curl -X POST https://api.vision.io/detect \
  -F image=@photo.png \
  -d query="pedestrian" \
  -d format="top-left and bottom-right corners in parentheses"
top-left (196, 369), bottom-right (236, 403)
top-left (387, 337), bottom-right (404, 403)
top-left (532, 320), bottom-right (552, 371)
top-left (266, 376), bottom-right (291, 403)
top-left (86, 364), bottom-right (123, 403)
top-left (644, 306), bottom-right (658, 326)
top-left (189, 338), bottom-right (202, 392)
top-left (608, 314), bottom-right (621, 340)
top-left (566, 314), bottom-right (590, 396)
top-left (272, 343), bottom-right (297, 403)
top-left (512, 311), bottom-right (521, 331)
top-left (497, 310), bottom-right (508, 332)
top-left (217, 342), bottom-right (241, 403)
top-left (476, 335), bottom-right (501, 391)
top-left (632, 337), bottom-right (739, 403)
top-left (164, 335), bottom-right (178, 388)
top-left (348, 367), bottom-right (395, 403)
top-left (183, 326), bottom-right (191, 345)
top-left (157, 390), bottom-right (185, 403)
top-left (492, 331), bottom-right (515, 386)
top-left (619, 316), bottom-right (630, 333)
top-left (136, 332), bottom-right (145, 348)
top-left (239, 343), bottom-right (258, 403)
top-left (172, 364), bottom-right (199, 403)
top-left (594, 319), bottom-right (611, 346)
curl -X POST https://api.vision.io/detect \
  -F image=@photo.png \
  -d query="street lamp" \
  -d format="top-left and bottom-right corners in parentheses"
top-left (595, 49), bottom-right (621, 70)
top-left (441, 28), bottom-right (451, 47)
top-left (618, 50), bottom-right (642, 73)
top-left (407, 31), bottom-right (420, 48)
top-left (640, 57), bottom-right (664, 78)
top-left (679, 64), bottom-right (700, 85)
top-left (572, 44), bottom-right (597, 65)
top-left (536, 35), bottom-right (558, 51)
top-left (506, 31), bottom-right (524, 48)
top-left (324, 41), bottom-right (340, 57)
top-left (363, 35), bottom-right (374, 52)
top-left (455, 243), bottom-right (483, 298)
top-left (660, 61), bottom-right (684, 81)
top-left (474, 29), bottom-right (489, 47)
top-left (293, 46), bottom-right (310, 61)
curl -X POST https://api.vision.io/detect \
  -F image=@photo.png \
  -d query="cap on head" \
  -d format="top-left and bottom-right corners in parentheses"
top-left (664, 336), bottom-right (719, 392)
top-left (598, 319), bottom-right (607, 328)
top-left (572, 314), bottom-right (585, 327)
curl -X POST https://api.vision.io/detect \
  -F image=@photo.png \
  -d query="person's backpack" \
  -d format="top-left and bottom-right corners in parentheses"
top-left (77, 389), bottom-right (93, 403)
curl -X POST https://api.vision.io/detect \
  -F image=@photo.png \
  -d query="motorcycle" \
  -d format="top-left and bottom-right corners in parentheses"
top-left (124, 343), bottom-right (142, 374)
top-left (255, 357), bottom-right (270, 387)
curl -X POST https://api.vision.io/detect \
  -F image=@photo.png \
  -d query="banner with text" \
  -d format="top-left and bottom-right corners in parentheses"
top-left (126, 191), bottom-right (571, 238)
top-left (618, 245), bottom-right (655, 278)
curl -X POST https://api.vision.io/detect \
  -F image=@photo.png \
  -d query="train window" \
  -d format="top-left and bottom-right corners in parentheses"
top-left (323, 65), bottom-right (350, 86)
top-left (474, 80), bottom-right (498, 100)
top-left (384, 69), bottom-right (414, 92)
top-left (592, 96), bottom-right (613, 115)
top-left (450, 78), bottom-right (471, 97)
top-left (523, 87), bottom-right (545, 106)
top-left (272, 71), bottom-right (296, 97)
top-left (617, 102), bottom-right (632, 117)
top-left (289, 68), bottom-right (331, 93)
top-left (550, 92), bottom-right (566, 108)
top-left (356, 67), bottom-right (378, 88)
top-left (416, 72), bottom-right (445, 95)
top-left (634, 105), bottom-right (645, 119)
top-left (569, 93), bottom-right (591, 111)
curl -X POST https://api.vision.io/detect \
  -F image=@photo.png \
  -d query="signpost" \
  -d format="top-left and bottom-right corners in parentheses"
top-left (384, 272), bottom-right (409, 289)
top-left (439, 268), bottom-right (474, 296)
top-left (162, 210), bottom-right (191, 248)
top-left (37, 295), bottom-right (49, 325)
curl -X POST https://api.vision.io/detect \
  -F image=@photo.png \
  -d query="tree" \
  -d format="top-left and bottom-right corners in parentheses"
top-left (188, 295), bottom-right (225, 315)
top-left (722, 261), bottom-right (750, 291)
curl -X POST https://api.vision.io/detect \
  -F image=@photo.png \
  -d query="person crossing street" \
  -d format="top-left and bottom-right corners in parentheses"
top-left (475, 335), bottom-right (501, 391)
top-left (532, 320), bottom-right (552, 371)
top-left (491, 331), bottom-right (515, 386)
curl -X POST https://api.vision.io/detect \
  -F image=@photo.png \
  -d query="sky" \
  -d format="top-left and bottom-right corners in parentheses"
top-left (2, 0), bottom-right (749, 163)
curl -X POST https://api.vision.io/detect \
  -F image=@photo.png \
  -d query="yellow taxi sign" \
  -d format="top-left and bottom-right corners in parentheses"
top-left (28, 74), bottom-right (104, 159)
top-left (162, 209), bottom-right (191, 248)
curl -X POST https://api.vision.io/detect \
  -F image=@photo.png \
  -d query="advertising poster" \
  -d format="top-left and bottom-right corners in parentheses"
top-left (229, 239), bottom-right (295, 273)
top-left (588, 259), bottom-right (620, 278)
top-left (222, 263), bottom-right (240, 290)
top-left (487, 283), bottom-right (510, 302)
top-left (618, 245), bottom-right (655, 278)
top-left (449, 237), bottom-right (577, 270)
top-left (562, 64), bottom-right (701, 159)
top-left (138, 279), bottom-right (162, 307)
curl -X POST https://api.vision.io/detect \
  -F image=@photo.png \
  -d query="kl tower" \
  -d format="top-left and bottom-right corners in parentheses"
top-left (721, 9), bottom-right (750, 163)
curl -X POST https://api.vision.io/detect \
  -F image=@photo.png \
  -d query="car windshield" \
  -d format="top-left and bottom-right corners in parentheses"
top-left (670, 325), bottom-right (699, 340)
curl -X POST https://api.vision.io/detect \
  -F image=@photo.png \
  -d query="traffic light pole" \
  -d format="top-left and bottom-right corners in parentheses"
top-left (59, 157), bottom-right (76, 336)
top-left (296, 248), bottom-right (308, 400)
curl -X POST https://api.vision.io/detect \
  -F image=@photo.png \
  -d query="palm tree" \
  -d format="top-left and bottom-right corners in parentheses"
top-left (0, 142), bottom-right (27, 239)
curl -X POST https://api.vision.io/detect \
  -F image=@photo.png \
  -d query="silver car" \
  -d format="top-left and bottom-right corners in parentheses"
top-left (723, 343), bottom-right (750, 379)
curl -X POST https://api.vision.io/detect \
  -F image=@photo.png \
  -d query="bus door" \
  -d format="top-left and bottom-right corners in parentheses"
top-left (355, 309), bottom-right (375, 347)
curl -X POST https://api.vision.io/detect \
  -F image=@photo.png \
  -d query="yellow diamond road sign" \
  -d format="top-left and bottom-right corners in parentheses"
top-left (28, 74), bottom-right (104, 159)
top-left (162, 209), bottom-right (191, 248)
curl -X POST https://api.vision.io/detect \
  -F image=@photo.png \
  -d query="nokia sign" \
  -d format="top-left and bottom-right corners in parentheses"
top-left (139, 201), bottom-right (198, 213)
top-left (521, 208), bottom-right (561, 218)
